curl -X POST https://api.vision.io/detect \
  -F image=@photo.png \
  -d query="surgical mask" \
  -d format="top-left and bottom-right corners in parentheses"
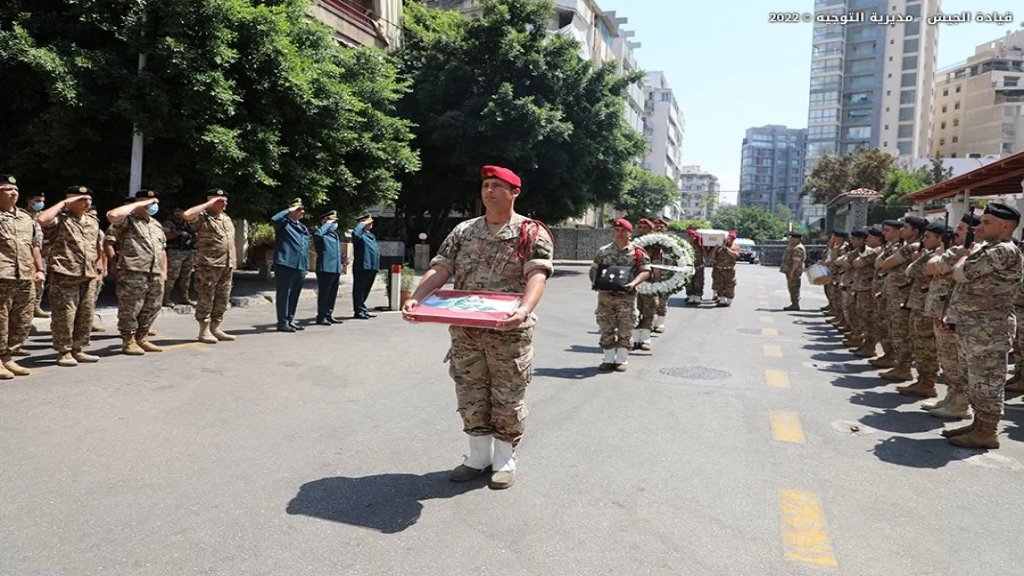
top-left (31, 202), bottom-right (44, 211)
top-left (146, 204), bottom-right (159, 216)
top-left (328, 223), bottom-right (338, 233)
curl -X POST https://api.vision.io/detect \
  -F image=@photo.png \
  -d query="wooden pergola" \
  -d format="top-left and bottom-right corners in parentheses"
top-left (904, 150), bottom-right (1024, 222)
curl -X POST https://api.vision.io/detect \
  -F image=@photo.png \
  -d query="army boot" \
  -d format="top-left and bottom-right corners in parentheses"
top-left (653, 315), bottom-right (666, 333)
top-left (637, 329), bottom-right (652, 351)
top-left (1005, 373), bottom-right (1024, 394)
top-left (898, 373), bottom-right (937, 397)
top-left (930, 390), bottom-right (971, 420)
top-left (853, 341), bottom-right (877, 358)
top-left (922, 384), bottom-right (956, 411)
top-left (783, 303), bottom-right (800, 311)
top-left (598, 348), bottom-right (616, 372)
top-left (941, 416), bottom-right (977, 438)
top-left (33, 306), bottom-right (50, 319)
top-left (614, 348), bottom-right (630, 372)
top-left (121, 333), bottom-right (146, 356)
top-left (0, 363), bottom-right (13, 380)
top-left (72, 350), bottom-right (100, 363)
top-left (450, 435), bottom-right (493, 482)
top-left (211, 321), bottom-right (236, 342)
top-left (136, 334), bottom-right (164, 353)
top-left (949, 414), bottom-right (1000, 449)
top-left (197, 321), bottom-right (218, 344)
top-left (56, 352), bottom-right (79, 367)
top-left (489, 439), bottom-right (516, 490)
top-left (880, 366), bottom-right (913, 382)
top-left (869, 354), bottom-right (897, 369)
top-left (2, 358), bottom-right (30, 376)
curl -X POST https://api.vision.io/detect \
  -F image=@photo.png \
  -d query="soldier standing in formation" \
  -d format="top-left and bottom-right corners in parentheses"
top-left (711, 231), bottom-right (739, 306)
top-left (780, 231), bottom-right (805, 311)
top-left (183, 189), bottom-right (237, 344)
top-left (853, 227), bottom-right (884, 357)
top-left (24, 189), bottom-right (49, 319)
top-left (0, 175), bottom-right (44, 379)
top-left (868, 220), bottom-right (903, 370)
top-left (402, 165), bottom-right (553, 490)
top-left (633, 218), bottom-right (657, 351)
top-left (684, 227), bottom-right (705, 305)
top-left (652, 218), bottom-right (671, 331)
top-left (106, 191), bottom-right (167, 356)
top-left (36, 186), bottom-right (105, 367)
top-left (271, 199), bottom-right (309, 332)
top-left (591, 218), bottom-right (651, 371)
top-left (162, 206), bottom-right (197, 307)
top-left (821, 232), bottom-right (848, 320)
top-left (313, 210), bottom-right (344, 326)
top-left (898, 222), bottom-right (944, 397)
top-left (876, 216), bottom-right (926, 382)
top-left (847, 229), bottom-right (879, 354)
top-left (350, 213), bottom-right (380, 320)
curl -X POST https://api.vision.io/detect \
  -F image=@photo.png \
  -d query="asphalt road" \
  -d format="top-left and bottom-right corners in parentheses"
top-left (2, 264), bottom-right (1023, 576)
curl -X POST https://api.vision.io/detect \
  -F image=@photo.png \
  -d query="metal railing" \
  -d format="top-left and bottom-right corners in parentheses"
top-left (317, 0), bottom-right (380, 38)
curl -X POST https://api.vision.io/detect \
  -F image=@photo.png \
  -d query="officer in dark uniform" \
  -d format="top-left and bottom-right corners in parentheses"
top-left (313, 210), bottom-right (343, 325)
top-left (270, 198), bottom-right (310, 332)
top-left (351, 213), bottom-right (380, 319)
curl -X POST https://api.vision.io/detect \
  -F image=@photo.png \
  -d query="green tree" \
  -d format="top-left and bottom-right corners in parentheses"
top-left (0, 0), bottom-right (418, 220)
top-left (925, 152), bottom-right (954, 186)
top-left (396, 0), bottom-right (648, 243)
top-left (669, 218), bottom-right (711, 233)
top-left (711, 205), bottom-right (786, 243)
top-left (879, 167), bottom-right (930, 205)
top-left (615, 166), bottom-right (679, 220)
top-left (802, 147), bottom-right (893, 204)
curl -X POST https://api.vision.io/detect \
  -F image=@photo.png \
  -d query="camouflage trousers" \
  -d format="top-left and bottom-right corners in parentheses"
top-left (688, 266), bottom-right (705, 298)
top-left (117, 271), bottom-right (164, 335)
top-left (34, 277), bottom-right (45, 311)
top-left (841, 288), bottom-right (857, 335)
top-left (165, 249), bottom-right (195, 302)
top-left (1012, 307), bottom-right (1024, 378)
top-left (711, 267), bottom-right (736, 298)
top-left (655, 293), bottom-right (668, 316)
top-left (854, 290), bottom-right (876, 344)
top-left (824, 281), bottom-right (838, 311)
top-left (956, 313), bottom-right (1012, 417)
top-left (595, 291), bottom-right (637, 349)
top-left (448, 325), bottom-right (533, 446)
top-left (934, 319), bottom-right (961, 390)
top-left (830, 284), bottom-right (846, 325)
top-left (909, 310), bottom-right (938, 376)
top-left (873, 293), bottom-right (893, 355)
top-left (49, 272), bottom-right (97, 353)
top-left (193, 265), bottom-right (234, 323)
top-left (885, 291), bottom-right (912, 368)
top-left (0, 279), bottom-right (34, 360)
top-left (636, 293), bottom-right (657, 330)
top-left (785, 273), bottom-right (801, 305)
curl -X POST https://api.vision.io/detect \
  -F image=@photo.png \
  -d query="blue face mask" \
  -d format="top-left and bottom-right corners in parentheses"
top-left (328, 222), bottom-right (338, 233)
top-left (31, 202), bottom-right (44, 212)
top-left (146, 204), bottom-right (159, 217)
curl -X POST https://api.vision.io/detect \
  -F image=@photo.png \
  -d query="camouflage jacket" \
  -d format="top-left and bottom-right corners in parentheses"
top-left (43, 210), bottom-right (104, 278)
top-left (923, 249), bottom-right (956, 319)
top-left (904, 248), bottom-right (934, 311)
top-left (192, 210), bottom-right (237, 269)
top-left (712, 245), bottom-right (738, 270)
top-left (591, 241), bottom-right (652, 292)
top-left (947, 239), bottom-right (1024, 321)
top-left (781, 243), bottom-right (805, 275)
top-left (0, 207), bottom-right (41, 281)
top-left (883, 240), bottom-right (920, 298)
top-left (109, 214), bottom-right (166, 275)
top-left (850, 246), bottom-right (880, 291)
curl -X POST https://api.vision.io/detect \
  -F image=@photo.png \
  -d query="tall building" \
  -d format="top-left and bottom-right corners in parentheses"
top-left (642, 71), bottom-right (685, 188)
top-left (805, 0), bottom-right (939, 169)
top-left (309, 0), bottom-right (402, 49)
top-left (932, 30), bottom-right (1024, 158)
top-left (739, 125), bottom-right (807, 216)
top-left (678, 166), bottom-right (720, 219)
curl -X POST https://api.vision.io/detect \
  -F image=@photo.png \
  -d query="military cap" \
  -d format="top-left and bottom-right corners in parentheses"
top-left (611, 218), bottom-right (633, 232)
top-left (785, 231), bottom-right (803, 238)
top-left (867, 226), bottom-right (884, 237)
top-left (984, 202), bottom-right (1021, 223)
top-left (65, 185), bottom-right (93, 196)
top-left (638, 218), bottom-right (655, 229)
top-left (830, 231), bottom-right (849, 239)
top-left (0, 174), bottom-right (17, 187)
top-left (851, 228), bottom-right (868, 238)
top-left (320, 210), bottom-right (338, 221)
top-left (136, 189), bottom-right (160, 199)
top-left (655, 218), bottom-right (669, 226)
top-left (881, 219), bottom-right (903, 229)
top-left (925, 222), bottom-right (950, 236)
top-left (355, 212), bottom-right (374, 223)
top-left (961, 213), bottom-right (982, 227)
top-left (288, 198), bottom-right (303, 210)
top-left (207, 188), bottom-right (228, 198)
top-left (481, 165), bottom-right (522, 188)
top-left (903, 215), bottom-right (928, 231)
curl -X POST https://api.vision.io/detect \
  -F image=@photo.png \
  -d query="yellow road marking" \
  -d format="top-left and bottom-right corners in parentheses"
top-left (759, 316), bottom-right (775, 323)
top-left (762, 327), bottom-right (779, 338)
top-left (779, 489), bottom-right (838, 567)
top-left (765, 369), bottom-right (791, 389)
top-left (770, 411), bottom-right (806, 443)
top-left (763, 344), bottom-right (783, 358)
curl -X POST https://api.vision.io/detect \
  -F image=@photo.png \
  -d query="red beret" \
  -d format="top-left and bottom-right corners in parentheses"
top-left (611, 218), bottom-right (633, 232)
top-left (481, 165), bottom-right (521, 188)
top-left (727, 230), bottom-right (738, 239)
top-left (655, 218), bottom-right (668, 226)
top-left (638, 218), bottom-right (655, 229)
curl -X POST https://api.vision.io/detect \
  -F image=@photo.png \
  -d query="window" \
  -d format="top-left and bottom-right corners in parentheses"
top-left (898, 125), bottom-right (914, 138)
top-left (897, 141), bottom-right (913, 155)
top-left (848, 75), bottom-right (874, 90)
top-left (954, 101), bottom-right (961, 110)
top-left (811, 76), bottom-right (841, 90)
top-left (1006, 77), bottom-right (1020, 87)
top-left (953, 118), bottom-right (959, 127)
top-left (904, 21), bottom-right (920, 36)
top-left (903, 56), bottom-right (918, 70)
top-left (808, 109), bottom-right (839, 123)
top-left (661, 92), bottom-right (673, 102)
top-left (899, 107), bottom-right (915, 121)
top-left (809, 91), bottom-right (840, 105)
top-left (847, 92), bottom-right (871, 104)
top-left (939, 138), bottom-right (946, 145)
top-left (943, 89), bottom-right (949, 97)
top-left (952, 136), bottom-right (959, 143)
top-left (900, 90), bottom-right (916, 104)
top-left (956, 85), bottom-right (962, 93)
top-left (942, 105), bottom-right (948, 113)
top-left (848, 59), bottom-right (875, 74)
top-left (808, 125), bottom-right (838, 139)
top-left (846, 126), bottom-right (871, 139)
top-left (901, 72), bottom-right (917, 87)
top-left (940, 121), bottom-right (947, 129)
top-left (848, 109), bottom-right (871, 120)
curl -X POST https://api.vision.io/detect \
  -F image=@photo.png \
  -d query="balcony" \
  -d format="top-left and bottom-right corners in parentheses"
top-left (310, 0), bottom-right (390, 49)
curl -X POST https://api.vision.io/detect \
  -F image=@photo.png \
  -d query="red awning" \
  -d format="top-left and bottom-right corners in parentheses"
top-left (904, 149), bottom-right (1024, 202)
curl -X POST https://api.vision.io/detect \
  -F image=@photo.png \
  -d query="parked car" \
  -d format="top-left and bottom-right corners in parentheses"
top-left (735, 238), bottom-right (759, 264)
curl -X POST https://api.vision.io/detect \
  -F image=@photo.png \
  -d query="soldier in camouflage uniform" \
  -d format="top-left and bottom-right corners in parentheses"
top-left (402, 165), bottom-right (553, 490)
top-left (685, 227), bottom-right (705, 305)
top-left (898, 222), bottom-right (944, 397)
top-left (106, 190), bottom-right (167, 356)
top-left (162, 207), bottom-right (197, 307)
top-left (939, 203), bottom-right (1023, 449)
top-left (1005, 236), bottom-right (1024, 394)
top-left (183, 190), bottom-right (236, 344)
top-left (849, 229), bottom-right (880, 355)
top-left (633, 218), bottom-right (658, 350)
top-left (24, 190), bottom-right (50, 319)
top-left (868, 221), bottom-right (902, 368)
top-left (0, 175), bottom-right (44, 379)
top-left (36, 186), bottom-right (105, 367)
top-left (652, 218), bottom-right (671, 332)
top-left (711, 232), bottom-right (739, 306)
top-left (781, 231), bottom-right (805, 311)
top-left (875, 217), bottom-right (925, 381)
top-left (823, 232), bottom-right (848, 320)
top-left (833, 235), bottom-right (858, 341)
top-left (591, 219), bottom-right (652, 368)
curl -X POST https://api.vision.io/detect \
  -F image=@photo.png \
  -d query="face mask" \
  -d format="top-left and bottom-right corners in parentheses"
top-left (146, 204), bottom-right (159, 216)
top-left (328, 222), bottom-right (338, 233)
top-left (31, 202), bottom-right (44, 211)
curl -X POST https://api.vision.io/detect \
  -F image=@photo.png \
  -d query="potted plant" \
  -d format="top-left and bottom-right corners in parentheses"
top-left (248, 222), bottom-right (276, 279)
top-left (400, 266), bottom-right (415, 308)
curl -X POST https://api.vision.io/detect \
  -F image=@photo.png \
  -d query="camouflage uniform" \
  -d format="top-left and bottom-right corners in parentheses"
top-left (686, 236), bottom-right (705, 300)
top-left (946, 240), bottom-right (1023, 419)
top-left (925, 250), bottom-right (961, 390)
top-left (592, 242), bottom-right (651, 350)
top-left (162, 217), bottom-right (196, 303)
top-left (834, 249), bottom-right (856, 333)
top-left (191, 210), bottom-right (236, 324)
top-left (710, 245), bottom-right (738, 299)
top-left (824, 243), bottom-right (847, 317)
top-left (882, 240), bottom-right (919, 371)
top-left (851, 245), bottom-right (880, 345)
top-left (26, 204), bottom-right (47, 313)
top-left (110, 214), bottom-right (166, 336)
top-left (43, 210), bottom-right (104, 354)
top-left (0, 207), bottom-right (41, 363)
top-left (637, 243), bottom-right (670, 330)
top-left (1010, 283), bottom-right (1024, 383)
top-left (905, 248), bottom-right (939, 377)
top-left (431, 214), bottom-right (553, 447)
top-left (872, 241), bottom-right (899, 358)
top-left (781, 242), bottom-right (806, 305)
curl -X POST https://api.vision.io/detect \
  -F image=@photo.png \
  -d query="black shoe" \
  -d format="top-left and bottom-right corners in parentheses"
top-left (290, 322), bottom-right (305, 331)
top-left (277, 323), bottom-right (296, 333)
top-left (783, 304), bottom-right (801, 311)
top-left (353, 314), bottom-right (369, 319)
top-left (328, 316), bottom-right (344, 324)
top-left (315, 317), bottom-right (332, 326)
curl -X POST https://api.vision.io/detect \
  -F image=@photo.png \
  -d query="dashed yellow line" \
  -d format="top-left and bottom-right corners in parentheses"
top-left (761, 327), bottom-right (779, 338)
top-left (760, 316), bottom-right (775, 324)
top-left (765, 369), bottom-right (791, 389)
top-left (769, 411), bottom-right (806, 443)
top-left (779, 489), bottom-right (838, 567)
top-left (763, 344), bottom-right (783, 358)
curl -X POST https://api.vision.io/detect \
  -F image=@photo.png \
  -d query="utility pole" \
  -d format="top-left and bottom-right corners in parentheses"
top-left (128, 9), bottom-right (147, 198)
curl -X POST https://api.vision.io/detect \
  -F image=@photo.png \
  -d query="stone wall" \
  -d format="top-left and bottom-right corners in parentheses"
top-left (550, 228), bottom-right (612, 260)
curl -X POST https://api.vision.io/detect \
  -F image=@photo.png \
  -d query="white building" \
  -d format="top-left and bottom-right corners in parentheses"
top-left (678, 165), bottom-right (720, 220)
top-left (642, 71), bottom-right (685, 188)
top-left (309, 0), bottom-right (403, 49)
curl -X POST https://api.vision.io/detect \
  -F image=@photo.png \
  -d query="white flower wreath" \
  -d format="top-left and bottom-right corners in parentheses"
top-left (633, 232), bottom-right (695, 295)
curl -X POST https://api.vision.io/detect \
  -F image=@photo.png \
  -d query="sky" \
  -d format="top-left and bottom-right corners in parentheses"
top-left (595, 0), bottom-right (1024, 205)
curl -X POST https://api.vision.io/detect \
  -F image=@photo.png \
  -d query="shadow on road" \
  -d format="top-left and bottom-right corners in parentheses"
top-left (534, 366), bottom-right (601, 379)
top-left (565, 344), bottom-right (602, 354)
top-left (860, 409), bottom-right (944, 434)
top-left (803, 343), bottom-right (845, 351)
top-left (871, 436), bottom-right (970, 469)
top-left (849, 390), bottom-right (920, 409)
top-left (286, 471), bottom-right (484, 533)
top-left (221, 323), bottom-right (281, 336)
top-left (832, 375), bottom-right (891, 390)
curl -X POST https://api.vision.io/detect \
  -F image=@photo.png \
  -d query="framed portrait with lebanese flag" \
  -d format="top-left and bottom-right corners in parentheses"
top-left (405, 289), bottom-right (524, 329)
